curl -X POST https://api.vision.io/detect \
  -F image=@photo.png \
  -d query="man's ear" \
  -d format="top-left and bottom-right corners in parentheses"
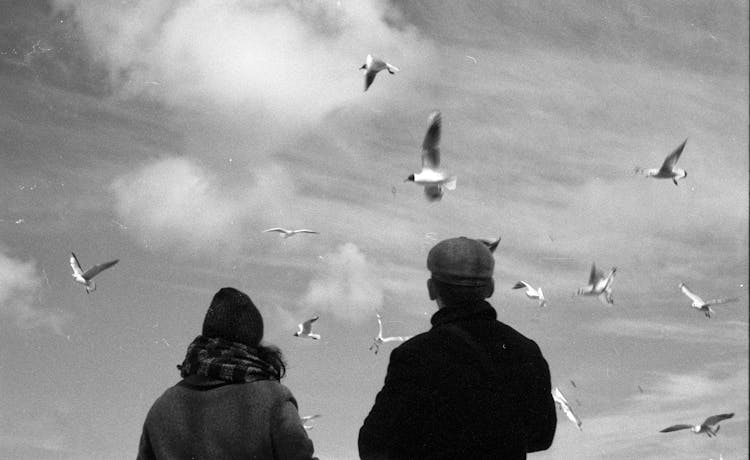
top-left (427, 278), bottom-right (437, 300)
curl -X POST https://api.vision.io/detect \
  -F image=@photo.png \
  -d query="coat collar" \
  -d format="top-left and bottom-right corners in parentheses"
top-left (430, 300), bottom-right (497, 327)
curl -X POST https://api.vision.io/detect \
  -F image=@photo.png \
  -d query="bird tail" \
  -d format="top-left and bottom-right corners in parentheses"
top-left (443, 176), bottom-right (457, 191)
top-left (86, 282), bottom-right (96, 294)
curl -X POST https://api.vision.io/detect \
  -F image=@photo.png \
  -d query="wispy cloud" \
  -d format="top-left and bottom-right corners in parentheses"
top-left (301, 242), bottom-right (383, 323)
top-left (0, 248), bottom-right (68, 335)
top-left (51, 0), bottom-right (434, 121)
top-left (110, 156), bottom-right (296, 252)
top-left (590, 317), bottom-right (747, 346)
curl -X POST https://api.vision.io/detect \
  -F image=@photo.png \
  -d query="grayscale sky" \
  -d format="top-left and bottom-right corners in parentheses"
top-left (0, 1), bottom-right (747, 459)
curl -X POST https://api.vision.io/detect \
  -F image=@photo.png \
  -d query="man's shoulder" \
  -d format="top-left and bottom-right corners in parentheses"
top-left (492, 320), bottom-right (544, 355)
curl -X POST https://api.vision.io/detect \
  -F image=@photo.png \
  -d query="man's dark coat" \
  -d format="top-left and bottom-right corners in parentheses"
top-left (359, 301), bottom-right (556, 459)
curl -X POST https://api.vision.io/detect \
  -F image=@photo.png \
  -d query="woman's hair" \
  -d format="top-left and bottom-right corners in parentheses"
top-left (256, 343), bottom-right (287, 379)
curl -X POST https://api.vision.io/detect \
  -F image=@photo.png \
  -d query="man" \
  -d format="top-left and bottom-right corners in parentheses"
top-left (359, 237), bottom-right (556, 459)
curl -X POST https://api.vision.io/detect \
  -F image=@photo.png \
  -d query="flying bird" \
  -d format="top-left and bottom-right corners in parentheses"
top-left (512, 281), bottom-right (547, 308)
top-left (552, 387), bottom-right (582, 431)
top-left (369, 313), bottom-right (411, 354)
top-left (294, 316), bottom-right (321, 340)
top-left (678, 282), bottom-right (739, 318)
top-left (360, 54), bottom-right (399, 91)
top-left (69, 253), bottom-right (119, 294)
top-left (263, 228), bottom-right (319, 238)
top-left (477, 236), bottom-right (501, 253)
top-left (660, 413), bottom-right (734, 437)
top-left (575, 262), bottom-right (616, 305)
top-left (301, 414), bottom-right (321, 430)
top-left (405, 111), bottom-right (457, 201)
top-left (634, 138), bottom-right (688, 185)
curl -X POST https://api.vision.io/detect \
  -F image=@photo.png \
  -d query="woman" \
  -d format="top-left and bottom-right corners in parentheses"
top-left (138, 287), bottom-right (317, 460)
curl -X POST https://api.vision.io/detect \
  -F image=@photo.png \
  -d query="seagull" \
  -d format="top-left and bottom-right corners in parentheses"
top-left (69, 252), bottom-right (119, 294)
top-left (575, 262), bottom-right (616, 305)
top-left (477, 236), bottom-right (501, 253)
top-left (263, 228), bottom-right (319, 238)
top-left (294, 316), bottom-right (321, 340)
top-left (552, 387), bottom-right (582, 431)
top-left (634, 138), bottom-right (688, 185)
top-left (301, 414), bottom-right (321, 430)
top-left (660, 413), bottom-right (734, 437)
top-left (369, 313), bottom-right (411, 354)
top-left (360, 54), bottom-right (399, 91)
top-left (405, 111), bottom-right (457, 201)
top-left (678, 282), bottom-right (739, 318)
top-left (512, 281), bottom-right (547, 307)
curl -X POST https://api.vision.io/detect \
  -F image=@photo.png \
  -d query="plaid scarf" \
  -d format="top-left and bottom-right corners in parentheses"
top-left (177, 335), bottom-right (281, 383)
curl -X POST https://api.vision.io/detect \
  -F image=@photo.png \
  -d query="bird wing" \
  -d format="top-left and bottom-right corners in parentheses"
top-left (480, 236), bottom-right (501, 253)
top-left (587, 262), bottom-right (602, 285)
top-left (375, 313), bottom-right (384, 339)
top-left (660, 424), bottom-right (693, 432)
top-left (599, 269), bottom-right (616, 290)
top-left (659, 138), bottom-right (687, 173)
top-left (302, 316), bottom-right (319, 334)
top-left (704, 297), bottom-right (739, 306)
top-left (264, 228), bottom-right (288, 234)
top-left (680, 283), bottom-right (705, 305)
top-left (552, 388), bottom-right (582, 429)
top-left (294, 229), bottom-right (319, 234)
top-left (421, 111), bottom-right (442, 169)
top-left (301, 414), bottom-right (321, 422)
top-left (83, 259), bottom-right (118, 279)
top-left (364, 71), bottom-right (376, 91)
top-left (512, 281), bottom-right (531, 290)
top-left (70, 253), bottom-right (84, 277)
top-left (552, 387), bottom-right (569, 405)
top-left (423, 183), bottom-right (443, 201)
top-left (703, 413), bottom-right (734, 427)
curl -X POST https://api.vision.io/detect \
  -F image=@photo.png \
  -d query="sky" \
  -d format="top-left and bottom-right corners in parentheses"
top-left (0, 0), bottom-right (747, 459)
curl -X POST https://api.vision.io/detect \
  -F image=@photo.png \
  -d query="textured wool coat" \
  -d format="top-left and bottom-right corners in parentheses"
top-left (138, 375), bottom-right (317, 460)
top-left (359, 301), bottom-right (556, 460)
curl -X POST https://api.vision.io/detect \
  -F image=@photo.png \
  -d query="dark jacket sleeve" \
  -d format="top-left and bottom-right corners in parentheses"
top-left (358, 345), bottom-right (431, 460)
top-left (522, 352), bottom-right (557, 452)
top-left (270, 390), bottom-right (317, 460)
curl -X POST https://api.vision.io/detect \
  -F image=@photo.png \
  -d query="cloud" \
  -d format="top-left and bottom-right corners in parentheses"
top-left (110, 156), bottom-right (295, 252)
top-left (590, 317), bottom-right (747, 346)
top-left (51, 0), bottom-right (433, 121)
top-left (544, 367), bottom-right (748, 460)
top-left (301, 243), bottom-right (383, 323)
top-left (0, 249), bottom-right (68, 334)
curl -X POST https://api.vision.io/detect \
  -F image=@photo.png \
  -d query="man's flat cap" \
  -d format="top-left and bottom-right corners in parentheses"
top-left (427, 237), bottom-right (495, 286)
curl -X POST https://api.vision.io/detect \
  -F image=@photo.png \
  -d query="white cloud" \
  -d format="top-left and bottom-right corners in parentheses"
top-left (0, 250), bottom-right (67, 335)
top-left (52, 0), bottom-right (433, 121)
top-left (301, 243), bottom-right (383, 323)
top-left (110, 156), bottom-right (295, 251)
